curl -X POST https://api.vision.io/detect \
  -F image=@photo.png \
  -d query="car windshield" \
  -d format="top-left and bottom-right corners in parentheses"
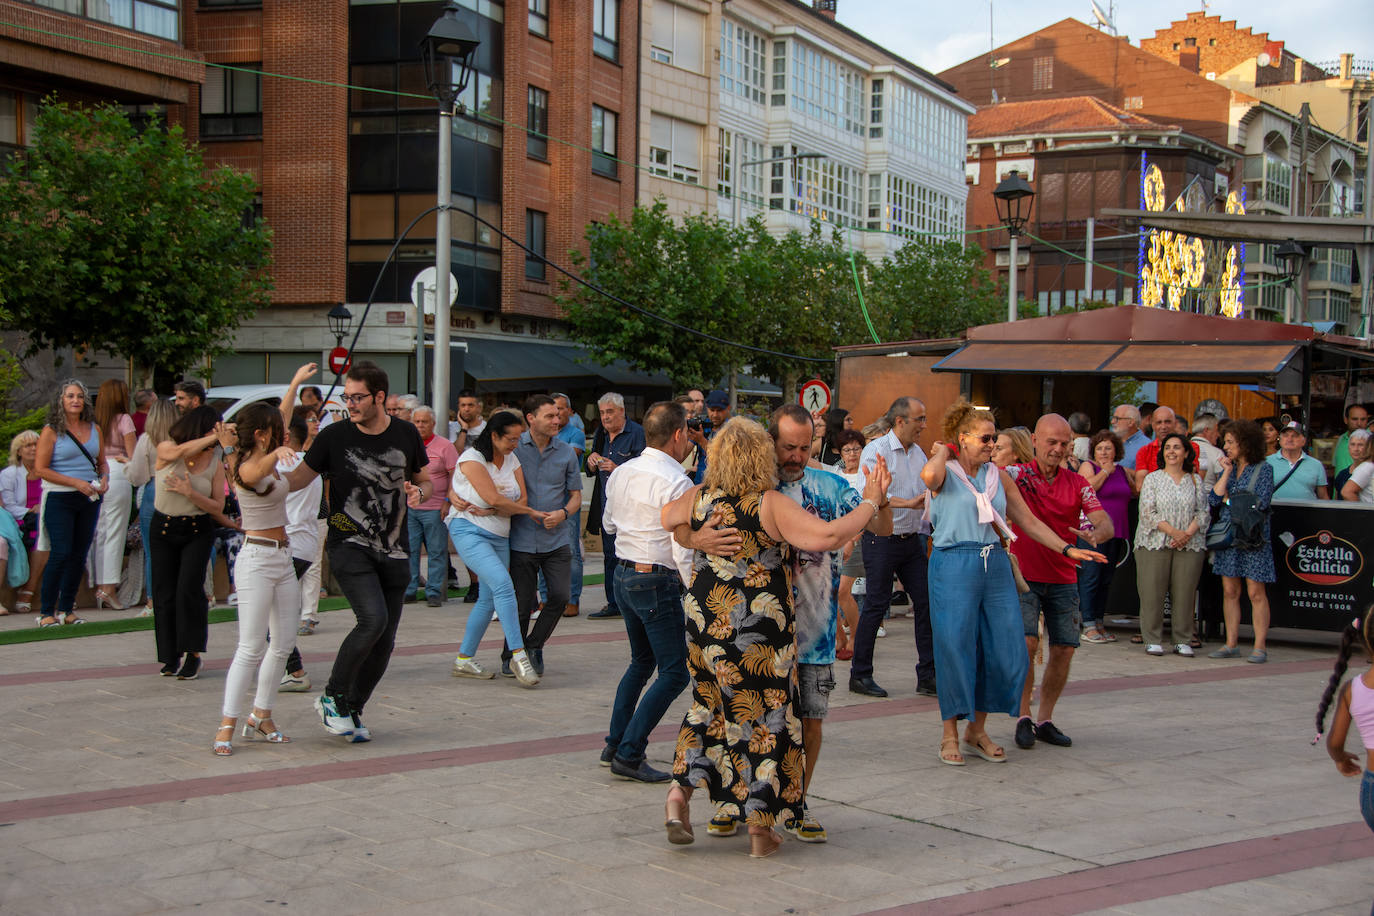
top-left (207, 398), bottom-right (238, 415)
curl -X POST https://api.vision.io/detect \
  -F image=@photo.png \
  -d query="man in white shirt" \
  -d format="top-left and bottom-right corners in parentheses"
top-left (599, 401), bottom-right (698, 783)
top-left (850, 397), bottom-right (932, 699)
top-left (1190, 414), bottom-right (1225, 490)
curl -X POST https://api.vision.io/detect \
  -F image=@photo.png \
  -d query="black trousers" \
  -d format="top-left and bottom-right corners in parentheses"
top-left (325, 542), bottom-right (408, 715)
top-left (850, 531), bottom-right (934, 684)
top-left (503, 545), bottom-right (572, 661)
top-left (149, 511), bottom-right (215, 664)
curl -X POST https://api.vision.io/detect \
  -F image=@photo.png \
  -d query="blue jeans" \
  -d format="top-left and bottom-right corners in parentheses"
top-left (447, 518), bottom-right (523, 657)
top-left (929, 544), bottom-right (1029, 721)
top-left (851, 531), bottom-right (934, 683)
top-left (601, 531), bottom-right (619, 612)
top-left (540, 515), bottom-right (583, 606)
top-left (1362, 770), bottom-right (1374, 833)
top-left (1077, 536), bottom-right (1123, 628)
top-left (41, 490), bottom-right (101, 616)
top-left (406, 508), bottom-right (448, 600)
top-left (324, 542), bottom-right (409, 714)
top-left (606, 566), bottom-right (690, 764)
top-left (139, 481), bottom-right (155, 603)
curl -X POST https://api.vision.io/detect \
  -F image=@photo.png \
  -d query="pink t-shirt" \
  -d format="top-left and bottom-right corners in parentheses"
top-left (104, 414), bottom-right (136, 461)
top-left (418, 434), bottom-right (459, 511)
top-left (1007, 462), bottom-right (1104, 585)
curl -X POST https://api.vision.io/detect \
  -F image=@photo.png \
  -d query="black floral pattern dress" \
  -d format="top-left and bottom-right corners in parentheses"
top-left (671, 488), bottom-right (805, 828)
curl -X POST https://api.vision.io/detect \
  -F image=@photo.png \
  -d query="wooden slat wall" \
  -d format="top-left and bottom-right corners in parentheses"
top-left (1155, 382), bottom-right (1279, 422)
top-left (836, 354), bottom-right (961, 454)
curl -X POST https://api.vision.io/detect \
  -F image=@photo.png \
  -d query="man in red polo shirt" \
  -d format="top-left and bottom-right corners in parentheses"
top-left (1007, 414), bottom-right (1114, 751)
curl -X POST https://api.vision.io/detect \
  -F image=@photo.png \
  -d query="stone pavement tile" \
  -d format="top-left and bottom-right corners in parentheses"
top-left (757, 860), bottom-right (925, 901)
top-left (0, 886), bottom-right (171, 916)
top-left (139, 865), bottom-right (300, 908)
top-left (1092, 860), bottom-right (1372, 916)
top-left (514, 875), bottom-right (637, 913)
top-left (20, 822), bottom-right (175, 864)
top-left (233, 880), bottom-right (401, 915)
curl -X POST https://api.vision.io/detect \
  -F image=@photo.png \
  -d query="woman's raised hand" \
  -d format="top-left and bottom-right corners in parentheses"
top-left (292, 362), bottom-right (320, 386)
top-left (214, 422), bottom-right (237, 450)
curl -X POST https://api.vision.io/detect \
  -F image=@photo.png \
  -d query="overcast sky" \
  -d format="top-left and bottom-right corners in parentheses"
top-left (836, 0), bottom-right (1373, 77)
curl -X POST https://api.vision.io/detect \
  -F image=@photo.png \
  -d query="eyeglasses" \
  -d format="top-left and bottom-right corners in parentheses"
top-left (341, 393), bottom-right (375, 405)
top-left (840, 446), bottom-right (864, 454)
top-left (963, 434), bottom-right (997, 444)
top-left (1111, 414), bottom-right (1134, 422)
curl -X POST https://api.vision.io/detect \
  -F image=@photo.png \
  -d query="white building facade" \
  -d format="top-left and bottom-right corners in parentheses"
top-left (638, 0), bottom-right (972, 260)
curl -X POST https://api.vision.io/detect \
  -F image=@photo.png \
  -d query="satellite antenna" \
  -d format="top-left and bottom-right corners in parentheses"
top-left (1091, 0), bottom-right (1116, 34)
top-left (1257, 51), bottom-right (1272, 68)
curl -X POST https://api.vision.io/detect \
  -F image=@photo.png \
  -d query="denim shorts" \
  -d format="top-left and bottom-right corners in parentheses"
top-left (1019, 580), bottom-right (1082, 647)
top-left (796, 662), bottom-right (835, 720)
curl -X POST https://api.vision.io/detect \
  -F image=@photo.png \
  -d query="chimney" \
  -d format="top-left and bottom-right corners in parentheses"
top-left (1292, 55), bottom-right (1304, 82)
top-left (1340, 53), bottom-right (1353, 79)
top-left (813, 0), bottom-right (837, 19)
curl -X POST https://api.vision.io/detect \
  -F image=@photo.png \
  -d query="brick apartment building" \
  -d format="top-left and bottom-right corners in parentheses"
top-left (940, 17), bottom-right (1364, 331)
top-left (1, 0), bottom-right (666, 410)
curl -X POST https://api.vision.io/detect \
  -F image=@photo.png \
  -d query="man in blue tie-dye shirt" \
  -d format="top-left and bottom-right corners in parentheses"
top-left (769, 404), bottom-right (891, 843)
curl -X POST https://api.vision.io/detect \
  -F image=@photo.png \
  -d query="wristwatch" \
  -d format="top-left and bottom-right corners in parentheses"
top-left (1060, 544), bottom-right (1072, 556)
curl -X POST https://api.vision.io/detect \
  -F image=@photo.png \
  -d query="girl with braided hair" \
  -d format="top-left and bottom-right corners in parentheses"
top-left (212, 402), bottom-right (304, 756)
top-left (1315, 604), bottom-right (1374, 835)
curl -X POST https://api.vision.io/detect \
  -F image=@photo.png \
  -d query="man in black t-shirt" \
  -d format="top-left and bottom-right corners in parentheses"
top-left (285, 361), bottom-right (430, 742)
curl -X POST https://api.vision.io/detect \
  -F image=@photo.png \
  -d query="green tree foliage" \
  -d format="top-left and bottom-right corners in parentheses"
top-left (864, 238), bottom-right (1006, 341)
top-left (558, 202), bottom-right (1013, 391)
top-left (0, 101), bottom-right (272, 376)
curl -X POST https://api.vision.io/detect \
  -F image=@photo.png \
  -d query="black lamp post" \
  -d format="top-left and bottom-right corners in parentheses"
top-left (419, 1), bottom-right (480, 429)
top-left (993, 170), bottom-right (1035, 322)
top-left (1276, 238), bottom-right (1308, 324)
top-left (327, 303), bottom-right (353, 348)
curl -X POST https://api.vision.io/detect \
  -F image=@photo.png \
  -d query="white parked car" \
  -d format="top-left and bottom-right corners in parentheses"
top-left (204, 384), bottom-right (345, 422)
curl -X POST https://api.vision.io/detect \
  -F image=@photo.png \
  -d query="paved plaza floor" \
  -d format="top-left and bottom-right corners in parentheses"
top-left (1, 575), bottom-right (1371, 914)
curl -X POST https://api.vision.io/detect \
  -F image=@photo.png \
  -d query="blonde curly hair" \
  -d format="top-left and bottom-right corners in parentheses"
top-left (703, 417), bottom-right (777, 496)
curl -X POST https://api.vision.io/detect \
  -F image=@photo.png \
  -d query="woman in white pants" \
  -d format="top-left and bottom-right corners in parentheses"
top-left (212, 363), bottom-right (318, 756)
top-left (90, 379), bottom-right (137, 609)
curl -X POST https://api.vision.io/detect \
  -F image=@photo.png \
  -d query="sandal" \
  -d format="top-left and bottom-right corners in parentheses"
top-left (1189, 637), bottom-right (1203, 649)
top-left (748, 827), bottom-right (783, 858)
top-left (16, 588), bottom-right (33, 614)
top-left (36, 615), bottom-right (59, 628)
top-left (243, 713), bottom-right (290, 744)
top-left (62, 614), bottom-right (85, 625)
top-left (939, 735), bottom-right (966, 766)
top-left (665, 785), bottom-right (694, 846)
top-left (962, 731), bottom-right (1007, 763)
top-left (213, 724), bottom-right (234, 757)
top-left (1129, 634), bottom-right (1143, 644)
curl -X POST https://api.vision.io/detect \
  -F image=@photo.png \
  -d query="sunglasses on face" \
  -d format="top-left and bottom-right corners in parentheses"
top-left (964, 434), bottom-right (996, 444)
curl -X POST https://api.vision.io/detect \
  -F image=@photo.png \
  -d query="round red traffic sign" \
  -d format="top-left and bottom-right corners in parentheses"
top-left (328, 346), bottom-right (351, 376)
top-left (799, 378), bottom-right (831, 413)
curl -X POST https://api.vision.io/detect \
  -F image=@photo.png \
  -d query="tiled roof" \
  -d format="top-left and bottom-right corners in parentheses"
top-left (969, 96), bottom-right (1179, 138)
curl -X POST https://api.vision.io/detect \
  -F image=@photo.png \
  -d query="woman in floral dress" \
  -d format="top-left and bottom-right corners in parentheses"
top-left (659, 418), bottom-right (889, 858)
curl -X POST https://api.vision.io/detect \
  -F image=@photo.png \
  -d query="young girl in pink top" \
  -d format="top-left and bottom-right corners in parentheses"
top-left (1315, 604), bottom-right (1374, 834)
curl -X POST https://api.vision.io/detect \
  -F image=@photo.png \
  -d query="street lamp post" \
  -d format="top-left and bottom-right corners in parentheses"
top-left (993, 170), bottom-right (1035, 322)
top-left (1276, 238), bottom-right (1308, 325)
top-left (327, 302), bottom-right (353, 348)
top-left (726, 148), bottom-right (825, 407)
top-left (419, 2), bottom-right (479, 428)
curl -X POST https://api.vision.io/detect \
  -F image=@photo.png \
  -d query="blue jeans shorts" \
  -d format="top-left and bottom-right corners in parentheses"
top-left (1019, 580), bottom-right (1081, 647)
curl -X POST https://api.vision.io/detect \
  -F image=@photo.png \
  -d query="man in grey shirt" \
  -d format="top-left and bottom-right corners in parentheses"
top-left (504, 394), bottom-right (582, 677)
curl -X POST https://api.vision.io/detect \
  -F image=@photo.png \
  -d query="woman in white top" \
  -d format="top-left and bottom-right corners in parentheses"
top-left (447, 411), bottom-right (546, 686)
top-left (89, 379), bottom-right (138, 609)
top-left (213, 402), bottom-right (303, 756)
top-left (1134, 433), bottom-right (1209, 657)
top-left (1340, 432), bottom-right (1374, 504)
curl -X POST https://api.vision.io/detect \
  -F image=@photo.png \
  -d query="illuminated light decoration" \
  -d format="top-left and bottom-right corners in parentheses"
top-left (1138, 156), bottom-right (1246, 316)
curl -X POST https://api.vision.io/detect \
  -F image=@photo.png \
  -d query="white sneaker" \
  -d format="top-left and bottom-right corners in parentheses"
top-left (314, 695), bottom-right (354, 737)
top-left (1145, 644), bottom-right (1165, 656)
top-left (510, 651), bottom-right (541, 688)
top-left (1174, 644), bottom-right (1195, 657)
top-left (451, 657), bottom-right (495, 679)
top-left (280, 671), bottom-right (311, 692)
top-left (876, 626), bottom-right (887, 638)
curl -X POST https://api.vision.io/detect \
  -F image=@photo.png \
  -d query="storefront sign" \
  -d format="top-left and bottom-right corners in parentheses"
top-left (1269, 500), bottom-right (1374, 631)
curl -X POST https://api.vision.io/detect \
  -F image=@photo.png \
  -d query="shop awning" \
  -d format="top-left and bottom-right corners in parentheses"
top-left (1100, 343), bottom-right (1301, 377)
top-left (932, 342), bottom-right (1125, 374)
top-left (463, 339), bottom-right (671, 390)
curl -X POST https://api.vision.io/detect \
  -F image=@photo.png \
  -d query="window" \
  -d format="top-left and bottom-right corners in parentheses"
top-left (201, 0), bottom-right (260, 7)
top-left (1262, 153), bottom-right (1292, 210)
top-left (882, 174), bottom-right (963, 239)
top-left (525, 209), bottom-right (547, 280)
top-left (789, 153), bottom-right (864, 228)
top-left (717, 129), bottom-right (763, 209)
top-left (0, 90), bottom-right (38, 155)
top-left (1032, 56), bottom-right (1053, 91)
top-left (592, 105), bottom-right (617, 177)
top-left (771, 40), bottom-right (786, 106)
top-left (888, 82), bottom-right (964, 172)
top-left (650, 0), bottom-right (703, 71)
top-left (528, 0), bottom-right (547, 36)
top-left (200, 66), bottom-right (262, 138)
top-left (790, 41), bottom-right (863, 135)
top-left (869, 78), bottom-right (884, 139)
top-left (526, 85), bottom-right (548, 159)
top-left (720, 19), bottom-right (765, 103)
top-left (593, 0), bottom-right (618, 60)
top-left (649, 114), bottom-right (700, 184)
top-left (29, 0), bottom-right (179, 39)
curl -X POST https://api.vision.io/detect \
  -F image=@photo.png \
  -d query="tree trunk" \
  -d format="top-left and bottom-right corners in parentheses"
top-left (782, 369), bottom-right (800, 406)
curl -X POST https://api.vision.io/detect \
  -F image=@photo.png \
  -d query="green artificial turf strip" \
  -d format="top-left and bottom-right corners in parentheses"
top-left (0, 574), bottom-right (606, 645)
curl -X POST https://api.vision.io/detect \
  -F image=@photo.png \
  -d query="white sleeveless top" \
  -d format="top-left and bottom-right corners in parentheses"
top-left (448, 447), bottom-right (521, 537)
top-left (237, 472), bottom-right (289, 530)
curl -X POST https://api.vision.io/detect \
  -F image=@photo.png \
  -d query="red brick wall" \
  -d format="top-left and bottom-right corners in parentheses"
top-left (939, 19), bottom-right (1237, 148)
top-left (259, 0), bottom-right (348, 308)
top-left (502, 0), bottom-right (638, 320)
